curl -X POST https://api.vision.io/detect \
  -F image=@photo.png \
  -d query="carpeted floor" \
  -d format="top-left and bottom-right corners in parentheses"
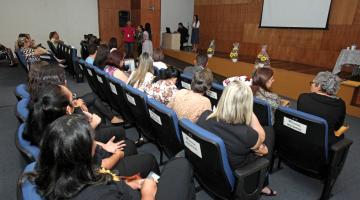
top-left (0, 60), bottom-right (359, 200)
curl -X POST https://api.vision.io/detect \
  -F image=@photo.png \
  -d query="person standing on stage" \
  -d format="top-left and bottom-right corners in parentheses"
top-left (121, 20), bottom-right (136, 58)
top-left (177, 22), bottom-right (189, 50)
top-left (191, 15), bottom-right (200, 52)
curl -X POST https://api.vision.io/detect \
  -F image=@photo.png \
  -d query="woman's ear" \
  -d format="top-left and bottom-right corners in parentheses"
top-left (66, 105), bottom-right (74, 115)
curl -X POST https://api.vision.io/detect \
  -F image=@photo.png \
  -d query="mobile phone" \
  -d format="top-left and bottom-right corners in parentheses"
top-left (146, 171), bottom-right (160, 182)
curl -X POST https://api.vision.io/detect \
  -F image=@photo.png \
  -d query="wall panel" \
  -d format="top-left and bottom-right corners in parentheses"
top-left (195, 0), bottom-right (360, 69)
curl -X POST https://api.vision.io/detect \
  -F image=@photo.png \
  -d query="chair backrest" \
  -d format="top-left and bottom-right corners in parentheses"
top-left (15, 123), bottom-right (40, 162)
top-left (47, 40), bottom-right (57, 56)
top-left (179, 73), bottom-right (192, 90)
top-left (15, 83), bottom-right (30, 101)
top-left (124, 85), bottom-right (155, 141)
top-left (253, 98), bottom-right (272, 126)
top-left (80, 41), bottom-right (89, 60)
top-left (205, 82), bottom-right (224, 107)
top-left (93, 67), bottom-right (118, 109)
top-left (179, 119), bottom-right (235, 199)
top-left (16, 98), bottom-right (29, 122)
top-left (273, 106), bottom-right (329, 173)
top-left (107, 76), bottom-right (136, 124)
top-left (83, 63), bottom-right (108, 102)
top-left (15, 50), bottom-right (29, 73)
top-left (147, 98), bottom-right (183, 158)
top-left (18, 162), bottom-right (42, 200)
top-left (79, 60), bottom-right (98, 95)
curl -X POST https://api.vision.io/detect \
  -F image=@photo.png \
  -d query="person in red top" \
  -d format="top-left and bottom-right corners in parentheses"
top-left (121, 20), bottom-right (136, 58)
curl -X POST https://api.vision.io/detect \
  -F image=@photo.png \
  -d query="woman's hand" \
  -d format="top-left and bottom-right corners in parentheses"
top-left (126, 179), bottom-right (145, 190)
top-left (72, 99), bottom-right (89, 112)
top-left (101, 137), bottom-right (126, 153)
top-left (83, 111), bottom-right (101, 129)
top-left (254, 144), bottom-right (268, 156)
top-left (141, 179), bottom-right (157, 200)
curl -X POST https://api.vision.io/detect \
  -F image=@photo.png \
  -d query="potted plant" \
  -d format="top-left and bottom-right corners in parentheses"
top-left (255, 45), bottom-right (270, 68)
top-left (229, 42), bottom-right (239, 62)
top-left (207, 40), bottom-right (215, 58)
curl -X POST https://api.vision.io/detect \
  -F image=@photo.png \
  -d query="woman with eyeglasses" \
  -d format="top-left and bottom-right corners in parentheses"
top-left (297, 71), bottom-right (346, 145)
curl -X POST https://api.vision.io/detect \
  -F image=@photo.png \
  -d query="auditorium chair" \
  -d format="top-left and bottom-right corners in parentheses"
top-left (253, 98), bottom-right (273, 126)
top-left (123, 85), bottom-right (157, 142)
top-left (14, 83), bottom-right (30, 101)
top-left (93, 67), bottom-right (119, 110)
top-left (16, 98), bottom-right (29, 122)
top-left (15, 123), bottom-right (40, 163)
top-left (107, 76), bottom-right (136, 125)
top-left (47, 40), bottom-right (58, 56)
top-left (82, 62), bottom-right (108, 102)
top-left (17, 162), bottom-right (42, 200)
top-left (273, 107), bottom-right (353, 200)
top-left (15, 50), bottom-right (29, 73)
top-left (78, 60), bottom-right (100, 97)
top-left (147, 98), bottom-right (183, 163)
top-left (179, 73), bottom-right (192, 90)
top-left (206, 82), bottom-right (224, 108)
top-left (179, 119), bottom-right (269, 200)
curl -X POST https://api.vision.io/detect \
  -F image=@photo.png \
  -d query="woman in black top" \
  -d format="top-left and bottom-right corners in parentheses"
top-left (197, 80), bottom-right (276, 196)
top-left (297, 71), bottom-right (346, 145)
top-left (31, 114), bottom-right (195, 200)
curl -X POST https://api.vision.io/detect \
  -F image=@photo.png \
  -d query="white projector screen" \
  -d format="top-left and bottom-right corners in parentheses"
top-left (260, 0), bottom-right (332, 29)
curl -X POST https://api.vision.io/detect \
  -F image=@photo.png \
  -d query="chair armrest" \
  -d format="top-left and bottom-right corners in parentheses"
top-left (234, 158), bottom-right (269, 179)
top-left (330, 138), bottom-right (353, 153)
top-left (334, 125), bottom-right (349, 137)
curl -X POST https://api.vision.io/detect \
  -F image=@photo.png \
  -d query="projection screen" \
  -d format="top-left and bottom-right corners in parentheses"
top-left (260, 0), bottom-right (332, 29)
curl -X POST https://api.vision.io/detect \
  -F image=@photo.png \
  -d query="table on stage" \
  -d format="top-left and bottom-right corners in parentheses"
top-left (162, 33), bottom-right (180, 50)
top-left (333, 49), bottom-right (360, 75)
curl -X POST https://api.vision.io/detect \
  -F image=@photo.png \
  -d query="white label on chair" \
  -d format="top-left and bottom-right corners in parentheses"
top-left (206, 90), bottom-right (217, 100)
top-left (126, 93), bottom-right (136, 105)
top-left (283, 117), bottom-right (307, 134)
top-left (182, 132), bottom-right (202, 158)
top-left (109, 82), bottom-right (117, 95)
top-left (87, 69), bottom-right (93, 76)
top-left (149, 109), bottom-right (162, 125)
top-left (181, 81), bottom-right (191, 90)
top-left (96, 75), bottom-right (103, 83)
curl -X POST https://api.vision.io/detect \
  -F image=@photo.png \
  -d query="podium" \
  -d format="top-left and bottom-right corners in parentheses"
top-left (162, 33), bottom-right (180, 50)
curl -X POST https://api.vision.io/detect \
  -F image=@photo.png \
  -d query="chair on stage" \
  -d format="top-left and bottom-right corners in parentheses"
top-left (179, 119), bottom-right (269, 200)
top-left (146, 98), bottom-right (183, 163)
top-left (273, 107), bottom-right (353, 200)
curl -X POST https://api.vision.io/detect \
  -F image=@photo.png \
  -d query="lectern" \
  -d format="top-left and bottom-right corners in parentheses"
top-left (162, 33), bottom-right (180, 50)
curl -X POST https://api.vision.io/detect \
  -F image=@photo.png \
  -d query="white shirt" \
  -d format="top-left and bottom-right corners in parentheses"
top-left (192, 21), bottom-right (200, 28)
top-left (153, 61), bottom-right (167, 70)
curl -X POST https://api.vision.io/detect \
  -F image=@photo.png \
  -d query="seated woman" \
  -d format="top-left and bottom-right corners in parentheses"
top-left (26, 84), bottom-right (159, 176)
top-left (27, 64), bottom-right (123, 124)
top-left (0, 43), bottom-right (17, 66)
top-left (197, 80), bottom-right (276, 196)
top-left (167, 69), bottom-right (212, 122)
top-left (128, 52), bottom-right (155, 91)
top-left (93, 44), bottom-right (110, 69)
top-left (30, 114), bottom-right (195, 200)
top-left (251, 67), bottom-right (288, 110)
top-left (297, 71), bottom-right (346, 145)
top-left (104, 50), bottom-right (130, 83)
top-left (145, 66), bottom-right (179, 105)
top-left (152, 48), bottom-right (167, 70)
top-left (17, 36), bottom-right (47, 64)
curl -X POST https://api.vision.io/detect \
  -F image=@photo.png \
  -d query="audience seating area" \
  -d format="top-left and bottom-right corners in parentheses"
top-left (11, 46), bottom-right (354, 199)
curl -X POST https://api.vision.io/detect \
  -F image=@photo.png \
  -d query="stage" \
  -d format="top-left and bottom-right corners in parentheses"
top-left (164, 49), bottom-right (360, 117)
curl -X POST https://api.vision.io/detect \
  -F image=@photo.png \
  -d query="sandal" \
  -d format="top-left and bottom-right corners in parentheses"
top-left (261, 187), bottom-right (277, 196)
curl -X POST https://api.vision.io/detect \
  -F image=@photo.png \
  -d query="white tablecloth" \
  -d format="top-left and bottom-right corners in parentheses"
top-left (333, 49), bottom-right (360, 74)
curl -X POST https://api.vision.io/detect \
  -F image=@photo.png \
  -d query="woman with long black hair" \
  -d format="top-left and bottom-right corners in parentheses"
top-left (191, 14), bottom-right (200, 52)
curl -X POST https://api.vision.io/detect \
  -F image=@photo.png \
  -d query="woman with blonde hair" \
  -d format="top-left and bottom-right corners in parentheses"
top-left (128, 52), bottom-right (154, 91)
top-left (197, 80), bottom-right (277, 196)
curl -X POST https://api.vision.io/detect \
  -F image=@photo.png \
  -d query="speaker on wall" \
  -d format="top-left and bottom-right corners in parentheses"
top-left (119, 11), bottom-right (130, 27)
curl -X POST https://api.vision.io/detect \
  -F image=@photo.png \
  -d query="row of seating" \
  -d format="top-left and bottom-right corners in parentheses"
top-left (47, 41), bottom-right (84, 82)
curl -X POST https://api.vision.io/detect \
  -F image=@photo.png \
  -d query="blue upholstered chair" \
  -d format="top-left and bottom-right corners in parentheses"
top-left (253, 97), bottom-right (273, 126)
top-left (15, 50), bottom-right (29, 73)
top-left (147, 98), bottom-right (183, 163)
top-left (179, 119), bottom-right (269, 200)
top-left (205, 82), bottom-right (224, 107)
top-left (273, 107), bottom-right (353, 200)
top-left (14, 83), bottom-right (30, 101)
top-left (17, 162), bottom-right (42, 200)
top-left (15, 123), bottom-right (40, 162)
top-left (16, 98), bottom-right (29, 122)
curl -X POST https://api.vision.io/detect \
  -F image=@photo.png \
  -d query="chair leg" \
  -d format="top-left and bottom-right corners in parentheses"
top-left (320, 177), bottom-right (335, 200)
top-left (277, 158), bottom-right (282, 170)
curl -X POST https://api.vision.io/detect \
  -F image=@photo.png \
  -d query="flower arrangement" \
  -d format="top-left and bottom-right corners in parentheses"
top-left (255, 45), bottom-right (270, 68)
top-left (207, 40), bottom-right (215, 58)
top-left (229, 42), bottom-right (240, 62)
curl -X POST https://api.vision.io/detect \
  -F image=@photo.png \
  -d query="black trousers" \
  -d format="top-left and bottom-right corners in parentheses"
top-left (156, 158), bottom-right (195, 200)
top-left (114, 153), bottom-right (160, 178)
top-left (262, 126), bottom-right (275, 187)
top-left (80, 92), bottom-right (115, 121)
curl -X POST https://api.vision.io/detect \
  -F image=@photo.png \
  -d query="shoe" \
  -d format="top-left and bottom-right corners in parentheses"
top-left (135, 137), bottom-right (146, 147)
top-left (261, 187), bottom-right (277, 196)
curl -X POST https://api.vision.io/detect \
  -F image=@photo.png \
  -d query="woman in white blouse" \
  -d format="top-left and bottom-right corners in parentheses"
top-left (191, 14), bottom-right (200, 52)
